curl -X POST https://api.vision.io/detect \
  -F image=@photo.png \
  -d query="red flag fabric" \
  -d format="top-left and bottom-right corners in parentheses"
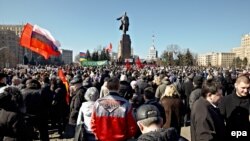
top-left (125, 60), bottom-right (131, 70)
top-left (20, 23), bottom-right (61, 59)
top-left (105, 43), bottom-right (112, 53)
top-left (135, 57), bottom-right (143, 69)
top-left (58, 68), bottom-right (70, 105)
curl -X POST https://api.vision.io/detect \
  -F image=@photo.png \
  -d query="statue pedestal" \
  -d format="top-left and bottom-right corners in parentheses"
top-left (118, 34), bottom-right (131, 62)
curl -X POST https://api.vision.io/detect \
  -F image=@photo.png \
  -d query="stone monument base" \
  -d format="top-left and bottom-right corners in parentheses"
top-left (118, 34), bottom-right (131, 62)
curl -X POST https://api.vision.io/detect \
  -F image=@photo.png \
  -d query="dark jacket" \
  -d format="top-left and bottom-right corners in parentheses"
top-left (0, 109), bottom-right (31, 141)
top-left (69, 86), bottom-right (87, 125)
top-left (137, 128), bottom-right (187, 141)
top-left (21, 86), bottom-right (42, 117)
top-left (219, 91), bottom-right (250, 141)
top-left (119, 81), bottom-right (133, 100)
top-left (137, 79), bottom-right (150, 94)
top-left (189, 87), bottom-right (202, 109)
top-left (40, 83), bottom-right (53, 114)
top-left (191, 97), bottom-right (226, 141)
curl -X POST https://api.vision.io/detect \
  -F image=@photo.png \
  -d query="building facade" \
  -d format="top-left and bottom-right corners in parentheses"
top-left (231, 33), bottom-right (250, 64)
top-left (197, 52), bottom-right (235, 67)
top-left (61, 49), bottom-right (73, 64)
top-left (147, 46), bottom-right (158, 60)
top-left (0, 25), bottom-right (25, 68)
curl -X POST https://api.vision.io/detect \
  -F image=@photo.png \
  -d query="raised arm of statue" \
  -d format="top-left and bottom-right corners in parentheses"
top-left (116, 16), bottom-right (122, 21)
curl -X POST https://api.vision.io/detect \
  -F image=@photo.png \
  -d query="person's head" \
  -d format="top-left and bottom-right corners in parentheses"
top-left (70, 75), bottom-right (83, 90)
top-left (12, 76), bottom-right (21, 86)
top-left (107, 77), bottom-right (120, 91)
top-left (193, 75), bottom-right (203, 87)
top-left (26, 79), bottom-right (41, 89)
top-left (0, 73), bottom-right (7, 84)
top-left (136, 104), bottom-right (163, 134)
top-left (144, 87), bottom-right (155, 100)
top-left (84, 87), bottom-right (99, 102)
top-left (234, 75), bottom-right (250, 97)
top-left (161, 84), bottom-right (180, 99)
top-left (130, 80), bottom-right (137, 90)
top-left (120, 74), bottom-right (127, 82)
top-left (201, 79), bottom-right (223, 105)
top-left (0, 86), bottom-right (23, 112)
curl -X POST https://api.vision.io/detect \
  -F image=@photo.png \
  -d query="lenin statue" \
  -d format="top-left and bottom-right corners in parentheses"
top-left (117, 12), bottom-right (129, 34)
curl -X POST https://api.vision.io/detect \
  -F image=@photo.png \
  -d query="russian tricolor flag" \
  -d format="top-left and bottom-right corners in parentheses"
top-left (79, 52), bottom-right (87, 61)
top-left (20, 23), bottom-right (61, 59)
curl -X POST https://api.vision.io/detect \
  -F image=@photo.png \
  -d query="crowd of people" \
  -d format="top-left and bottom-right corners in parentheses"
top-left (0, 65), bottom-right (249, 141)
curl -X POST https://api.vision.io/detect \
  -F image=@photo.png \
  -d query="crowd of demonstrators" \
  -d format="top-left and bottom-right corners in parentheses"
top-left (0, 65), bottom-right (249, 140)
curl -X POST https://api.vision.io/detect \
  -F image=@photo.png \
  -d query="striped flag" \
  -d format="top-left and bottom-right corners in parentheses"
top-left (105, 43), bottom-right (112, 53)
top-left (20, 23), bottom-right (61, 59)
top-left (79, 52), bottom-right (87, 61)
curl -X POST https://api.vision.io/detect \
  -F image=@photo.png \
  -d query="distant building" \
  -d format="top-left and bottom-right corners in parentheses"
top-left (61, 49), bottom-right (73, 64)
top-left (146, 35), bottom-right (158, 61)
top-left (197, 52), bottom-right (235, 67)
top-left (232, 33), bottom-right (250, 64)
top-left (0, 24), bottom-right (25, 67)
top-left (147, 46), bottom-right (158, 60)
top-left (111, 52), bottom-right (118, 61)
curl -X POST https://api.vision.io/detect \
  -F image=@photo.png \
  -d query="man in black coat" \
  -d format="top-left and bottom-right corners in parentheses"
top-left (0, 86), bottom-right (32, 141)
top-left (191, 79), bottom-right (226, 141)
top-left (65, 75), bottom-right (87, 138)
top-left (21, 79), bottom-right (49, 141)
top-left (182, 73), bottom-right (194, 126)
top-left (219, 75), bottom-right (250, 141)
top-left (119, 74), bottom-right (133, 100)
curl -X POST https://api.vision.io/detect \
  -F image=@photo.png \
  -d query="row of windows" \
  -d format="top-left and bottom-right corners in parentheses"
top-left (0, 26), bottom-right (22, 31)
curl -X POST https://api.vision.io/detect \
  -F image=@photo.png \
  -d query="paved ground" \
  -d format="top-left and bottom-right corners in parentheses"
top-left (47, 126), bottom-right (191, 141)
top-left (181, 126), bottom-right (191, 141)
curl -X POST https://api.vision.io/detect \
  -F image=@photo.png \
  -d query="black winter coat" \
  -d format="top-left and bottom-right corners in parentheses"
top-left (191, 97), bottom-right (226, 141)
top-left (0, 109), bottom-right (32, 141)
top-left (137, 128), bottom-right (187, 141)
top-left (69, 86), bottom-right (87, 125)
top-left (219, 91), bottom-right (250, 141)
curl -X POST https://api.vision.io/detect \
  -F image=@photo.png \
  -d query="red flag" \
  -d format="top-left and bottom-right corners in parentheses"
top-left (125, 60), bottom-right (131, 70)
top-left (58, 68), bottom-right (70, 105)
top-left (105, 43), bottom-right (112, 53)
top-left (135, 57), bottom-right (143, 69)
top-left (20, 23), bottom-right (61, 59)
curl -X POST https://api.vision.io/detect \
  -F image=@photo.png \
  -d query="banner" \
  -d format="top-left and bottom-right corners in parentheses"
top-left (81, 60), bottom-right (108, 66)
